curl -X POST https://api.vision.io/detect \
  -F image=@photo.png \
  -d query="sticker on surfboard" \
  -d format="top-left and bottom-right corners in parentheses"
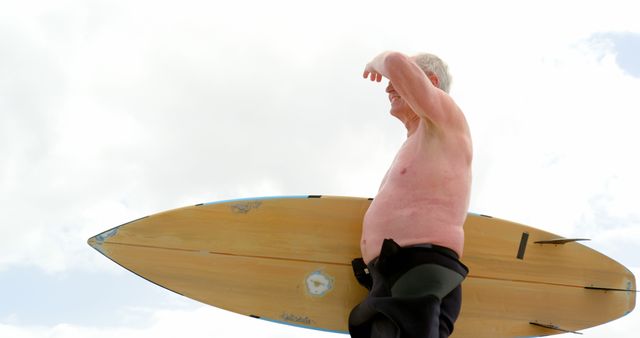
top-left (305, 270), bottom-right (334, 297)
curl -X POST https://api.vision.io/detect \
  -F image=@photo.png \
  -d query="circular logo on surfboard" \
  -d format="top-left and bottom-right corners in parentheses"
top-left (305, 270), bottom-right (334, 297)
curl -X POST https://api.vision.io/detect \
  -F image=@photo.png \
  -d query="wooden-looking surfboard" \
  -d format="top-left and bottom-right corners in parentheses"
top-left (88, 195), bottom-right (636, 337)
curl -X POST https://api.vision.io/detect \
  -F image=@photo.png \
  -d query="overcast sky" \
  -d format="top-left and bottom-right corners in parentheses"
top-left (1, 0), bottom-right (639, 337)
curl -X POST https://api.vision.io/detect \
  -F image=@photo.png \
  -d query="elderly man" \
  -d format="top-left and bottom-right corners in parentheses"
top-left (349, 51), bottom-right (472, 338)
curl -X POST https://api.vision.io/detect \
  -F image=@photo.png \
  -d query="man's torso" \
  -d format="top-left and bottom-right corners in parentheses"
top-left (361, 114), bottom-right (472, 263)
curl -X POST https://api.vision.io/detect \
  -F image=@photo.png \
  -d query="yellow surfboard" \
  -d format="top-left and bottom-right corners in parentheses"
top-left (88, 195), bottom-right (636, 337)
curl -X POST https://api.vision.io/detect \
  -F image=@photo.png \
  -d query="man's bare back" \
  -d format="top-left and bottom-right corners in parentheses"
top-left (359, 51), bottom-right (472, 263)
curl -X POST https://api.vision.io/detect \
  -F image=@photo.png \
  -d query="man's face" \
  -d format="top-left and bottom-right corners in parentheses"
top-left (386, 82), bottom-right (411, 118)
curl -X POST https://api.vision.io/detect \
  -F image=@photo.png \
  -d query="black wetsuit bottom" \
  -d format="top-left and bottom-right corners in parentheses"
top-left (349, 239), bottom-right (468, 338)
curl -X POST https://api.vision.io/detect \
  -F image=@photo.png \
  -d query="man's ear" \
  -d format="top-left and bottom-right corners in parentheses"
top-left (427, 72), bottom-right (440, 89)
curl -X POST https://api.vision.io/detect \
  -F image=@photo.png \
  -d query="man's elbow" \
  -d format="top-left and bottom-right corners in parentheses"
top-left (384, 52), bottom-right (415, 80)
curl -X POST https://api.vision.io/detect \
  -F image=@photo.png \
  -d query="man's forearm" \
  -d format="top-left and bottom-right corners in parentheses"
top-left (363, 51), bottom-right (407, 82)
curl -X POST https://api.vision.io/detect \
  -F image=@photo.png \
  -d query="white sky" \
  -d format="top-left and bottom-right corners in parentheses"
top-left (1, 0), bottom-right (639, 337)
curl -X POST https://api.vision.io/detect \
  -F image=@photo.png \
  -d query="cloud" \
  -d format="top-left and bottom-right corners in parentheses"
top-left (588, 32), bottom-right (640, 78)
top-left (578, 197), bottom-right (640, 266)
top-left (0, 0), bottom-right (382, 272)
top-left (0, 265), bottom-right (200, 327)
top-left (0, 306), bottom-right (343, 338)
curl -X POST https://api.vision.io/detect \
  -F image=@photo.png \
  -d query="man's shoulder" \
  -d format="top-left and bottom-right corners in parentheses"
top-left (424, 91), bottom-right (468, 130)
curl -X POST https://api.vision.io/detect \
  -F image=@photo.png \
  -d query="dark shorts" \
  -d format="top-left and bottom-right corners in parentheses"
top-left (349, 239), bottom-right (468, 338)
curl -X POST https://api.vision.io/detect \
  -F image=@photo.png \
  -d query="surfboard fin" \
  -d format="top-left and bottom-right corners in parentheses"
top-left (529, 322), bottom-right (583, 335)
top-left (534, 238), bottom-right (590, 245)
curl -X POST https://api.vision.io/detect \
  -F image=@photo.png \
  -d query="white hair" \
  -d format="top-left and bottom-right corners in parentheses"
top-left (413, 53), bottom-right (452, 93)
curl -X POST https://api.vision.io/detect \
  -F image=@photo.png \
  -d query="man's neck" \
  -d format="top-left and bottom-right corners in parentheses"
top-left (402, 115), bottom-right (421, 137)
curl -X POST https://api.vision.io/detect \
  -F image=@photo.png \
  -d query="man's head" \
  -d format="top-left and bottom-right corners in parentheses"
top-left (386, 53), bottom-right (452, 124)
top-left (412, 53), bottom-right (452, 93)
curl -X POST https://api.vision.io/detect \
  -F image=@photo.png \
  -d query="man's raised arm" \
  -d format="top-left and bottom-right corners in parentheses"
top-left (363, 51), bottom-right (451, 127)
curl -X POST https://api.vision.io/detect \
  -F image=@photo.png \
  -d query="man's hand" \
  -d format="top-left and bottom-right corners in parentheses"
top-left (363, 66), bottom-right (383, 82)
top-left (363, 51), bottom-right (396, 82)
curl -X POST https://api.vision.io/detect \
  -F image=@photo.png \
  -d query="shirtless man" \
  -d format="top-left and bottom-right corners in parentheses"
top-left (348, 51), bottom-right (472, 338)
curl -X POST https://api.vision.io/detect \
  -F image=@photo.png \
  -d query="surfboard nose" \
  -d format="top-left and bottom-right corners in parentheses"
top-left (87, 227), bottom-right (120, 255)
top-left (87, 236), bottom-right (98, 248)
